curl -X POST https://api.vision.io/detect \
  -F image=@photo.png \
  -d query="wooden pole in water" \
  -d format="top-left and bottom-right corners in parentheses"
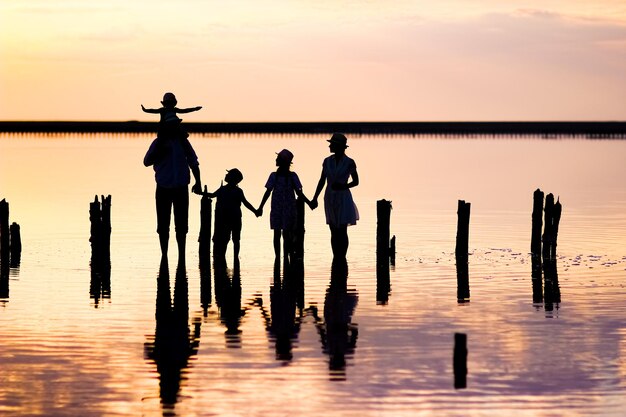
top-left (198, 186), bottom-right (212, 259)
top-left (376, 200), bottom-right (392, 259)
top-left (531, 189), bottom-right (544, 255)
top-left (0, 199), bottom-right (9, 262)
top-left (455, 200), bottom-right (471, 258)
top-left (453, 333), bottom-right (468, 389)
top-left (389, 235), bottom-right (396, 266)
top-left (551, 198), bottom-right (562, 259)
top-left (9, 223), bottom-right (21, 267)
top-left (542, 193), bottom-right (555, 259)
top-left (101, 195), bottom-right (111, 257)
top-left (89, 195), bottom-right (102, 259)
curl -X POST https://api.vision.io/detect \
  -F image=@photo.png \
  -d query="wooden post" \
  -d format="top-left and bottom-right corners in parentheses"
top-left (551, 198), bottom-right (562, 259)
top-left (389, 235), bottom-right (396, 266)
top-left (101, 195), bottom-right (111, 257)
top-left (376, 256), bottom-right (390, 305)
top-left (9, 223), bottom-right (21, 267)
top-left (456, 257), bottom-right (470, 303)
top-left (89, 195), bottom-right (102, 259)
top-left (198, 186), bottom-right (212, 259)
top-left (543, 258), bottom-right (560, 312)
top-left (377, 200), bottom-right (392, 259)
top-left (531, 254), bottom-right (543, 305)
top-left (531, 189), bottom-right (544, 255)
top-left (0, 259), bottom-right (8, 299)
top-left (455, 200), bottom-right (471, 258)
top-left (453, 333), bottom-right (468, 389)
top-left (0, 199), bottom-right (9, 263)
top-left (542, 193), bottom-right (555, 259)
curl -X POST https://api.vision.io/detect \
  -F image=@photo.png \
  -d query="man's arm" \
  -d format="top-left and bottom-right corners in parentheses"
top-left (190, 164), bottom-right (202, 195)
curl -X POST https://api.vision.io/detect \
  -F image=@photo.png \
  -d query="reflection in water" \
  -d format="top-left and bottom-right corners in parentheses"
top-left (199, 255), bottom-right (212, 316)
top-left (214, 261), bottom-right (247, 348)
top-left (313, 258), bottom-right (359, 380)
top-left (144, 257), bottom-right (201, 413)
top-left (262, 259), bottom-right (304, 361)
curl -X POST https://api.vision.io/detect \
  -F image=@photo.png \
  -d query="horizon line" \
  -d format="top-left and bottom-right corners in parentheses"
top-left (1, 120), bottom-right (625, 136)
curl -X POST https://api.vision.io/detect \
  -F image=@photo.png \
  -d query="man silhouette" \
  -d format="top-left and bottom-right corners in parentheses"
top-left (144, 121), bottom-right (202, 258)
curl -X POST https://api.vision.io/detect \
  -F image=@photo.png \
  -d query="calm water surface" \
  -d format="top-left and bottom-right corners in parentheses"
top-left (0, 134), bottom-right (625, 416)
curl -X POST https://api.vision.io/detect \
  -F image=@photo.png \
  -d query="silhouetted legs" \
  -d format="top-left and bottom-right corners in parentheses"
top-left (329, 225), bottom-right (348, 259)
top-left (156, 185), bottom-right (189, 258)
top-left (273, 229), bottom-right (295, 262)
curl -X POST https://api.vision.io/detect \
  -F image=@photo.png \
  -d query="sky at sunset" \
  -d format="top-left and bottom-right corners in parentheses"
top-left (1, 0), bottom-right (625, 122)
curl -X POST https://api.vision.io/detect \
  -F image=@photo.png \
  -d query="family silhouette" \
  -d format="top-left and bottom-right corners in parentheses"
top-left (143, 92), bottom-right (360, 263)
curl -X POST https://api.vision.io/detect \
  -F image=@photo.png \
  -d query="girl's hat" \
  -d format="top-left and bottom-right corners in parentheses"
top-left (225, 168), bottom-right (243, 184)
top-left (276, 149), bottom-right (294, 164)
top-left (161, 92), bottom-right (177, 106)
top-left (327, 133), bottom-right (348, 148)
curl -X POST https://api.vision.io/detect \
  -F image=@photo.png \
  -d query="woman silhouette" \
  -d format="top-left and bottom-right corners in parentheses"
top-left (310, 133), bottom-right (359, 259)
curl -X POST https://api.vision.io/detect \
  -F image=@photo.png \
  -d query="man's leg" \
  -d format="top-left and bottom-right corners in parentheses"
top-left (155, 186), bottom-right (173, 256)
top-left (172, 186), bottom-right (190, 259)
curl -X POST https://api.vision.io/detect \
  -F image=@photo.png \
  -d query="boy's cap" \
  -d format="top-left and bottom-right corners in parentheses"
top-left (225, 168), bottom-right (243, 184)
top-left (276, 149), bottom-right (294, 164)
top-left (162, 92), bottom-right (177, 105)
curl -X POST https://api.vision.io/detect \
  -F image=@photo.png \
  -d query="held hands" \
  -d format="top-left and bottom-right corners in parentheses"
top-left (308, 199), bottom-right (318, 210)
top-left (191, 182), bottom-right (202, 195)
top-left (256, 207), bottom-right (263, 217)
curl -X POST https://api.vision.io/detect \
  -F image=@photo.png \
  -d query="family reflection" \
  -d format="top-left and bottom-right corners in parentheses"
top-left (144, 257), bottom-right (201, 410)
top-left (214, 262), bottom-right (247, 348)
top-left (312, 258), bottom-right (359, 380)
top-left (263, 259), bottom-right (304, 361)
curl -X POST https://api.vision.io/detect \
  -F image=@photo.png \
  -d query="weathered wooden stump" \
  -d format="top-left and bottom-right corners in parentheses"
top-left (0, 199), bottom-right (8, 263)
top-left (456, 257), bottom-right (470, 303)
top-left (455, 200), bottom-right (471, 258)
top-left (376, 199), bottom-right (392, 259)
top-left (198, 186), bottom-right (213, 259)
top-left (531, 189), bottom-right (544, 255)
top-left (9, 222), bottom-right (21, 267)
top-left (89, 194), bottom-right (112, 264)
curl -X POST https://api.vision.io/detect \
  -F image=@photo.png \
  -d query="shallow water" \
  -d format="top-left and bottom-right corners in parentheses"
top-left (1, 134), bottom-right (625, 416)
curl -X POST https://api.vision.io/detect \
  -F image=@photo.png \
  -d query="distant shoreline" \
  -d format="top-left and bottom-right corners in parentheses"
top-left (0, 121), bottom-right (625, 137)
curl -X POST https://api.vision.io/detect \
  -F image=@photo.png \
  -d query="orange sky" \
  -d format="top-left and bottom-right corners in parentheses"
top-left (1, 1), bottom-right (625, 121)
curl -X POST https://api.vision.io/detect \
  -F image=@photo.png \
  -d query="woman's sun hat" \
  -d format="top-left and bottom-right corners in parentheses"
top-left (327, 133), bottom-right (348, 148)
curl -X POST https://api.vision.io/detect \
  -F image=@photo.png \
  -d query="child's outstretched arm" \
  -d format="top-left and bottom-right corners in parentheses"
top-left (141, 105), bottom-right (161, 114)
top-left (176, 106), bottom-right (202, 114)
